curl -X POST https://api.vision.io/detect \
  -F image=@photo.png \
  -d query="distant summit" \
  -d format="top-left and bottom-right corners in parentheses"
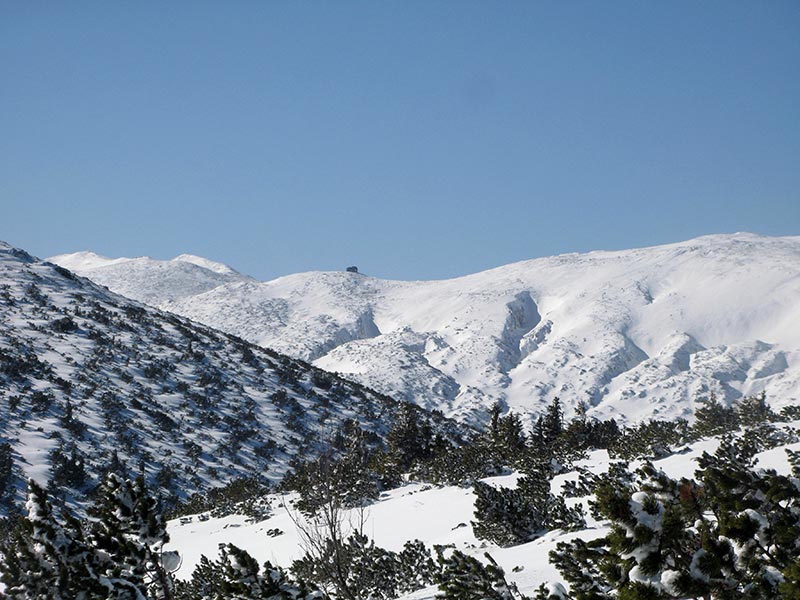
top-left (172, 253), bottom-right (241, 276)
top-left (48, 251), bottom-right (252, 305)
top-left (51, 233), bottom-right (800, 426)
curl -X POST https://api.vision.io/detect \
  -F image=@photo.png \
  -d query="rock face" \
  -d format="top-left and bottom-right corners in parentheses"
top-left (51, 233), bottom-right (800, 426)
top-left (0, 242), bottom-right (461, 512)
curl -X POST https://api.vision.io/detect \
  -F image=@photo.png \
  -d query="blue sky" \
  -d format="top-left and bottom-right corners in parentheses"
top-left (2, 1), bottom-right (798, 280)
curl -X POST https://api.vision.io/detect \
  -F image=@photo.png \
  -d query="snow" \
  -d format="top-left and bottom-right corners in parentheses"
top-left (51, 233), bottom-right (800, 426)
top-left (2, 240), bottom-right (461, 517)
top-left (47, 250), bottom-right (127, 271)
top-left (755, 440), bottom-right (800, 471)
top-left (165, 431), bottom-right (797, 597)
top-left (171, 254), bottom-right (241, 275)
top-left (2, 235), bottom-right (796, 598)
top-left (628, 491), bottom-right (664, 534)
top-left (47, 252), bottom-right (251, 306)
top-left (688, 549), bottom-right (710, 582)
top-left (661, 568), bottom-right (683, 594)
top-left (168, 478), bottom-right (610, 597)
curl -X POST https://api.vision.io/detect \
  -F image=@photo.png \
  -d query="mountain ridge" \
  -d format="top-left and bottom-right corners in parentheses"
top-left (0, 241), bottom-right (464, 513)
top-left (50, 233), bottom-right (800, 426)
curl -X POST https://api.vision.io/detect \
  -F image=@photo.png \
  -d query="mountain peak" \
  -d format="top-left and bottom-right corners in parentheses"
top-left (47, 234), bottom-right (800, 425)
top-left (48, 250), bottom-right (251, 306)
top-left (171, 253), bottom-right (240, 275)
top-left (45, 250), bottom-right (123, 271)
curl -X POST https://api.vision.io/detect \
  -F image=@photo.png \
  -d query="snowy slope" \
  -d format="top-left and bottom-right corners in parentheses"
top-left (47, 251), bottom-right (251, 305)
top-left (166, 431), bottom-right (800, 597)
top-left (0, 242), bottom-right (463, 513)
top-left (51, 234), bottom-right (800, 426)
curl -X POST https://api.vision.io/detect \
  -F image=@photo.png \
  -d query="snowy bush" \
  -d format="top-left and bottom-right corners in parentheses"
top-left (547, 439), bottom-right (800, 599)
top-left (472, 468), bottom-right (585, 547)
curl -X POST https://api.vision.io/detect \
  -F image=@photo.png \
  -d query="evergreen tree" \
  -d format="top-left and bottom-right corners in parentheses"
top-left (0, 442), bottom-right (16, 510)
top-left (385, 403), bottom-right (433, 473)
top-left (472, 481), bottom-right (542, 547)
top-left (395, 539), bottom-right (438, 594)
top-left (434, 549), bottom-right (526, 600)
top-left (693, 394), bottom-right (738, 438)
top-left (0, 479), bottom-right (103, 599)
top-left (483, 403), bottom-right (527, 466)
top-left (608, 419), bottom-right (689, 460)
top-left (695, 438), bottom-right (800, 598)
top-left (488, 402), bottom-right (503, 443)
top-left (531, 398), bottom-right (564, 452)
top-left (289, 422), bottom-right (382, 516)
top-left (547, 441), bottom-right (800, 599)
top-left (472, 466), bottom-right (585, 547)
top-left (60, 398), bottom-right (88, 439)
top-left (221, 545), bottom-right (318, 600)
top-left (548, 537), bottom-right (614, 600)
top-left (559, 402), bottom-right (621, 454)
top-left (291, 532), bottom-right (435, 600)
top-left (176, 543), bottom-right (323, 600)
top-left (1, 476), bottom-right (179, 600)
top-left (48, 441), bottom-right (88, 491)
top-left (412, 441), bottom-right (501, 486)
top-left (88, 473), bottom-right (175, 599)
top-left (734, 391), bottom-right (776, 427)
top-left (174, 554), bottom-right (220, 600)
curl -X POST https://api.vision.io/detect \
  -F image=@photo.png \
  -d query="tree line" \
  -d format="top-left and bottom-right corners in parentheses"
top-left (2, 393), bottom-right (799, 599)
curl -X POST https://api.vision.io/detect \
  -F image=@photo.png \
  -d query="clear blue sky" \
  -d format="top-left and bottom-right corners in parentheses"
top-left (2, 1), bottom-right (798, 280)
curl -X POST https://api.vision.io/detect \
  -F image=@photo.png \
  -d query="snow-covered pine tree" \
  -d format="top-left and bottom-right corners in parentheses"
top-left (395, 539), bottom-right (438, 594)
top-left (547, 442), bottom-right (800, 599)
top-left (341, 532), bottom-right (404, 599)
top-left (48, 441), bottom-right (88, 491)
top-left (434, 548), bottom-right (525, 600)
top-left (217, 543), bottom-right (322, 600)
top-left (173, 555), bottom-right (221, 600)
top-left (290, 422), bottom-right (381, 517)
top-left (472, 466), bottom-right (585, 547)
top-left (548, 463), bottom-right (710, 599)
top-left (692, 394), bottom-right (738, 438)
top-left (547, 537), bottom-right (615, 600)
top-left (386, 403), bottom-right (434, 473)
top-left (484, 403), bottom-right (527, 466)
top-left (411, 440), bottom-right (500, 486)
top-left (599, 464), bottom-right (722, 599)
top-left (734, 391), bottom-right (776, 427)
top-left (472, 481), bottom-right (542, 547)
top-left (608, 419), bottom-right (690, 461)
top-left (695, 438), bottom-right (800, 598)
top-left (530, 398), bottom-right (564, 453)
top-left (88, 473), bottom-right (175, 599)
top-left (0, 442), bottom-right (15, 509)
top-left (0, 479), bottom-right (104, 599)
top-left (291, 530), bottom-right (436, 600)
top-left (176, 543), bottom-right (325, 600)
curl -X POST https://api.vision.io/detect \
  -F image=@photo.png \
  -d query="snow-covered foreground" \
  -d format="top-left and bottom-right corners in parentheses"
top-left (53, 233), bottom-right (800, 427)
top-left (166, 435), bottom-right (799, 598)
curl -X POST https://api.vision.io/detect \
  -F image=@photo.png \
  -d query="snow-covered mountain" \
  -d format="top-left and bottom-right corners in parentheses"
top-left (0, 242), bottom-right (462, 512)
top-left (51, 233), bottom-right (800, 426)
top-left (47, 251), bottom-right (251, 305)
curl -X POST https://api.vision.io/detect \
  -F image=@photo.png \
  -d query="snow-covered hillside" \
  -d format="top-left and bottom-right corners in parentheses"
top-left (47, 251), bottom-right (251, 305)
top-left (51, 233), bottom-right (800, 426)
top-left (0, 242), bottom-right (463, 512)
top-left (166, 430), bottom-right (800, 598)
